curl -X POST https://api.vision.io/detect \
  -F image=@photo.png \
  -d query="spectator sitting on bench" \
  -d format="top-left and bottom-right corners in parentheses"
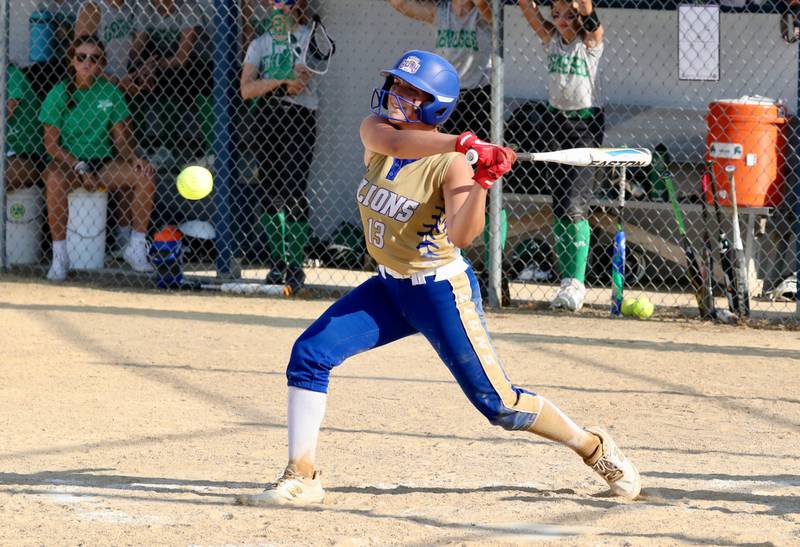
top-left (5, 64), bottom-right (46, 192)
top-left (40, 35), bottom-right (156, 281)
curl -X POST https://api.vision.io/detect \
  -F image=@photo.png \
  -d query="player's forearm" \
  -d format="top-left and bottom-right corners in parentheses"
top-left (381, 128), bottom-right (458, 159)
top-left (576, 0), bottom-right (594, 16)
top-left (112, 123), bottom-right (138, 162)
top-left (47, 144), bottom-right (78, 167)
top-left (241, 78), bottom-right (286, 100)
top-left (447, 185), bottom-right (487, 248)
top-left (519, 0), bottom-right (551, 41)
top-left (387, 0), bottom-right (435, 24)
top-left (474, 0), bottom-right (492, 24)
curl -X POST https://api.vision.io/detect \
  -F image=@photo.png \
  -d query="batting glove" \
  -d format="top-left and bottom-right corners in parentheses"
top-left (455, 131), bottom-right (508, 168)
top-left (472, 147), bottom-right (516, 189)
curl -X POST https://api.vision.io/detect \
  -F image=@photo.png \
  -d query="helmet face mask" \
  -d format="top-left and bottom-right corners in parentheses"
top-left (370, 50), bottom-right (460, 127)
top-left (371, 86), bottom-right (424, 124)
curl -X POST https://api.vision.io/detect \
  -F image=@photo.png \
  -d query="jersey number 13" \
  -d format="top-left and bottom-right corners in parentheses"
top-left (367, 218), bottom-right (385, 248)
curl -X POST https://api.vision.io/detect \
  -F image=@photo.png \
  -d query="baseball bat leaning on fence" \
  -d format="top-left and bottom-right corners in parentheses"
top-left (701, 169), bottom-right (739, 324)
top-left (708, 165), bottom-right (739, 317)
top-left (610, 167), bottom-right (627, 316)
top-left (515, 147), bottom-right (652, 167)
top-left (724, 165), bottom-right (750, 318)
top-left (663, 166), bottom-right (714, 319)
top-left (699, 170), bottom-right (718, 316)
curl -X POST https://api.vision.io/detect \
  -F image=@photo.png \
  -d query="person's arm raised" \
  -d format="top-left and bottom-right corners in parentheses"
top-left (387, 0), bottom-right (436, 24)
top-left (519, 0), bottom-right (553, 44)
top-left (576, 0), bottom-right (603, 47)
top-left (474, 0), bottom-right (492, 25)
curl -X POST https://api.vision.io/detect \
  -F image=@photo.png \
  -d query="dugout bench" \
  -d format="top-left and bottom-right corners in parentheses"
top-left (500, 193), bottom-right (771, 295)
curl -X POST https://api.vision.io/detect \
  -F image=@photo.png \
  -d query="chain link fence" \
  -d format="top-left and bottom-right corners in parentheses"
top-left (1, 0), bottom-right (798, 321)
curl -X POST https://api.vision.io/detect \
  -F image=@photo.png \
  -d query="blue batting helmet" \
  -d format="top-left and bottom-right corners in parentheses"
top-left (371, 50), bottom-right (460, 126)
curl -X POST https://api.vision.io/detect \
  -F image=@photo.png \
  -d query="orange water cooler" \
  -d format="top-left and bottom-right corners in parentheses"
top-left (706, 96), bottom-right (787, 207)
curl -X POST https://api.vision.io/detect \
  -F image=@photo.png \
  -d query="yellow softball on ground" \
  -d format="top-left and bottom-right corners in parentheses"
top-left (621, 297), bottom-right (637, 317)
top-left (633, 296), bottom-right (655, 319)
top-left (177, 166), bottom-right (213, 200)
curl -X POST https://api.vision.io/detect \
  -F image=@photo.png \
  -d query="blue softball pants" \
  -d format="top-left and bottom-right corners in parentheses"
top-left (286, 261), bottom-right (540, 431)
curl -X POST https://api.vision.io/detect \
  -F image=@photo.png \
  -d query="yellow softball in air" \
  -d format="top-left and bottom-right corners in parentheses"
top-left (177, 166), bottom-right (213, 200)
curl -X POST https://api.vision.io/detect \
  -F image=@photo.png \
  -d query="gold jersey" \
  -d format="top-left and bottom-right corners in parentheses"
top-left (357, 151), bottom-right (461, 275)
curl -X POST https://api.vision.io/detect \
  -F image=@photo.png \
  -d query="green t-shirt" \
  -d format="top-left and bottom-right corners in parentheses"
top-left (39, 78), bottom-right (130, 160)
top-left (7, 65), bottom-right (44, 156)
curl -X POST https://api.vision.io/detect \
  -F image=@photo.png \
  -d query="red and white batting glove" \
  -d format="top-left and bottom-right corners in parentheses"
top-left (472, 146), bottom-right (516, 189)
top-left (455, 131), bottom-right (506, 168)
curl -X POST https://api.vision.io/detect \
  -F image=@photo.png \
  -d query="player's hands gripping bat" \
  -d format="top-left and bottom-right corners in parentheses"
top-left (467, 147), bottom-right (516, 189)
top-left (455, 131), bottom-right (509, 168)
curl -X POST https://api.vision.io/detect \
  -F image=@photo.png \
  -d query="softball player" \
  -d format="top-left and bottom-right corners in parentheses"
top-left (520, 0), bottom-right (604, 311)
top-left (387, 0), bottom-right (510, 304)
top-left (240, 0), bottom-right (318, 293)
top-left (236, 50), bottom-right (639, 507)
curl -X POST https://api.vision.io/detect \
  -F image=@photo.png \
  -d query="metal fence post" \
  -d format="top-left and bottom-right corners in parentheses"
top-left (796, 37), bottom-right (800, 317)
top-left (488, 0), bottom-right (505, 308)
top-left (212, 0), bottom-right (240, 277)
top-left (0, 0), bottom-right (9, 271)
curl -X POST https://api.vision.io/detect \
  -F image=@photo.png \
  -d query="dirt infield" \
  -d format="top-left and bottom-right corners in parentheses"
top-left (1, 276), bottom-right (799, 545)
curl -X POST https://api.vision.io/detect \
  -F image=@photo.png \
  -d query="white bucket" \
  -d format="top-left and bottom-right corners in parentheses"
top-left (67, 189), bottom-right (108, 270)
top-left (5, 186), bottom-right (44, 265)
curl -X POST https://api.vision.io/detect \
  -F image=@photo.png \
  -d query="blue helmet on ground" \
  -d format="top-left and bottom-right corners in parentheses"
top-left (371, 50), bottom-right (460, 126)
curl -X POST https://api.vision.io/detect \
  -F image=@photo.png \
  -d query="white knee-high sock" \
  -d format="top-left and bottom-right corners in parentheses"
top-left (288, 386), bottom-right (327, 475)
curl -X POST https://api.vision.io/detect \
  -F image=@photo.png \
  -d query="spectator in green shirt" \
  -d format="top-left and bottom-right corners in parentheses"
top-left (5, 64), bottom-right (45, 191)
top-left (40, 35), bottom-right (156, 282)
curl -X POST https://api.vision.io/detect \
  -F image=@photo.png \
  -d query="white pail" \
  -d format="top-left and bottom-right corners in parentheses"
top-left (67, 189), bottom-right (108, 270)
top-left (5, 186), bottom-right (44, 265)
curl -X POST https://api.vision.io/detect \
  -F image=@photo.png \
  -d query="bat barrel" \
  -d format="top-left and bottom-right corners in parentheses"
top-left (517, 148), bottom-right (652, 167)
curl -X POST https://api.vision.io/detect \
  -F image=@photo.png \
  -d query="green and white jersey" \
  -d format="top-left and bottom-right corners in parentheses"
top-left (80, 0), bottom-right (135, 79)
top-left (135, 1), bottom-right (203, 58)
top-left (546, 32), bottom-right (604, 111)
top-left (7, 65), bottom-right (44, 156)
top-left (433, 0), bottom-right (491, 91)
top-left (39, 78), bottom-right (130, 160)
top-left (243, 26), bottom-right (319, 111)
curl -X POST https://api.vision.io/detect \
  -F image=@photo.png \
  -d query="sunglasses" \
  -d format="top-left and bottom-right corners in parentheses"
top-left (75, 53), bottom-right (101, 63)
